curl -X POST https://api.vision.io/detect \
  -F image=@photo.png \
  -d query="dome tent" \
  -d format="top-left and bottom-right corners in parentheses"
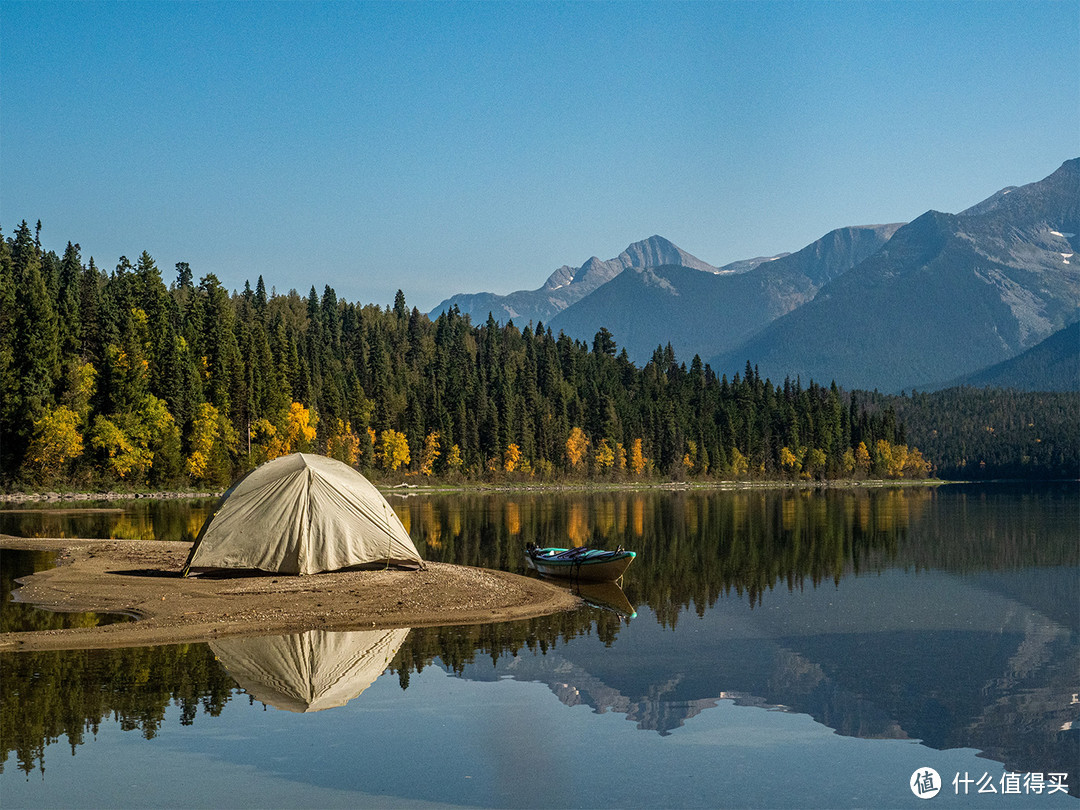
top-left (182, 453), bottom-right (422, 576)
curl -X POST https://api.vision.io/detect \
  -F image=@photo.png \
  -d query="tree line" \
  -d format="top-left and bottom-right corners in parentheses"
top-left (1, 220), bottom-right (929, 490)
top-left (868, 387), bottom-right (1078, 480)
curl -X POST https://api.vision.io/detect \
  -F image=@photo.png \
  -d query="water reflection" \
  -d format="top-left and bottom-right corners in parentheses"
top-left (210, 628), bottom-right (410, 713)
top-left (0, 498), bottom-right (217, 543)
top-left (419, 568), bottom-right (1077, 785)
top-left (1, 484), bottom-right (1076, 797)
top-left (1, 642), bottom-right (234, 775)
top-left (401, 484), bottom-right (1077, 624)
top-left (1, 549), bottom-right (133, 633)
top-left (573, 580), bottom-right (637, 619)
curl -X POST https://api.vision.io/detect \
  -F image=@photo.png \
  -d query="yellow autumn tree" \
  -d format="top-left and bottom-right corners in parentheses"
top-left (903, 447), bottom-right (931, 478)
top-left (140, 394), bottom-right (182, 481)
top-left (841, 447), bottom-right (857, 475)
top-left (874, 439), bottom-right (895, 478)
top-left (779, 446), bottom-right (801, 475)
top-left (683, 440), bottom-right (697, 472)
top-left (363, 427), bottom-right (378, 466)
top-left (186, 403), bottom-right (222, 481)
top-left (27, 405), bottom-right (84, 479)
top-left (854, 441), bottom-right (871, 476)
top-left (445, 443), bottom-right (464, 472)
top-left (419, 431), bottom-right (441, 475)
top-left (327, 420), bottom-right (360, 466)
top-left (805, 448), bottom-right (828, 478)
top-left (92, 415), bottom-right (152, 480)
top-left (62, 360), bottom-right (97, 425)
top-left (886, 442), bottom-right (909, 478)
top-left (379, 429), bottom-right (410, 471)
top-left (187, 402), bottom-right (238, 484)
top-left (565, 427), bottom-right (589, 470)
top-left (594, 439), bottom-right (615, 471)
top-left (615, 442), bottom-right (627, 472)
top-left (250, 418), bottom-right (286, 463)
top-left (730, 447), bottom-right (749, 477)
top-left (503, 443), bottom-right (522, 472)
top-left (630, 438), bottom-right (648, 475)
top-left (283, 402), bottom-right (317, 453)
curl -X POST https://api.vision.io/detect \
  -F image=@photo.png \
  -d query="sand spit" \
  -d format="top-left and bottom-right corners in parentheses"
top-left (0, 535), bottom-right (580, 652)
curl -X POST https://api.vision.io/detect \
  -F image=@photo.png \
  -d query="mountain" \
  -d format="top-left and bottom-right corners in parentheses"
top-left (547, 224), bottom-right (901, 364)
top-left (428, 235), bottom-right (735, 326)
top-left (947, 320), bottom-right (1079, 391)
top-left (713, 159), bottom-right (1080, 392)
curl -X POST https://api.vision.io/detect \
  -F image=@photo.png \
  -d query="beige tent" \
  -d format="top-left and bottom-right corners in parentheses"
top-left (183, 453), bottom-right (422, 575)
top-left (210, 628), bottom-right (411, 712)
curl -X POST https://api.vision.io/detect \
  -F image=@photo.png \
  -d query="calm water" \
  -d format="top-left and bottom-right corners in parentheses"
top-left (1, 484), bottom-right (1077, 808)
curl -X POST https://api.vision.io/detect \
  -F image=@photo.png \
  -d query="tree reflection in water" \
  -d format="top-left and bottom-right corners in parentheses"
top-left (1, 485), bottom-right (1076, 787)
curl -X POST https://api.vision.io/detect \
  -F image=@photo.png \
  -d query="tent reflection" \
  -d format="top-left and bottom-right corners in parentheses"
top-left (210, 627), bottom-right (410, 713)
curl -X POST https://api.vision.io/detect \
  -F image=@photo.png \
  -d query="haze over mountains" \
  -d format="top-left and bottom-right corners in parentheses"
top-left (432, 159), bottom-right (1080, 392)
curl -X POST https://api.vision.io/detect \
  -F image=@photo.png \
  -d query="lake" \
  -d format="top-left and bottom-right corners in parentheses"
top-left (1, 484), bottom-right (1077, 808)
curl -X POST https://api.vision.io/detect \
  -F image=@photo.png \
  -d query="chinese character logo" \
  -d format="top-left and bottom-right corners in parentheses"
top-left (911, 768), bottom-right (941, 799)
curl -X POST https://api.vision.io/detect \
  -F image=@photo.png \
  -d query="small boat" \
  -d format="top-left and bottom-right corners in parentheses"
top-left (524, 544), bottom-right (636, 582)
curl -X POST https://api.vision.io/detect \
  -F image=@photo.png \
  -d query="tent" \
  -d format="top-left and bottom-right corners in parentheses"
top-left (183, 453), bottom-right (423, 575)
top-left (210, 628), bottom-right (410, 712)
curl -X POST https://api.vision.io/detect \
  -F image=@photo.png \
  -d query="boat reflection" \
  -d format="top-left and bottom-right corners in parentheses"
top-left (573, 580), bottom-right (637, 619)
top-left (210, 628), bottom-right (410, 713)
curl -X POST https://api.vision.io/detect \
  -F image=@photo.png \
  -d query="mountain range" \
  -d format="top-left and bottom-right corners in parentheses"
top-left (430, 234), bottom-right (779, 327)
top-left (431, 159), bottom-right (1079, 392)
top-left (547, 223), bottom-right (902, 365)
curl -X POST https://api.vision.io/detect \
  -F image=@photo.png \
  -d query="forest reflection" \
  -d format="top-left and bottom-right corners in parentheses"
top-left (2, 485), bottom-right (1076, 778)
top-left (399, 485), bottom-right (1076, 623)
top-left (0, 499), bottom-right (216, 543)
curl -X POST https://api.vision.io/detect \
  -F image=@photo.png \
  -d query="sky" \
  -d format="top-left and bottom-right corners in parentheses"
top-left (3, 1), bottom-right (1078, 313)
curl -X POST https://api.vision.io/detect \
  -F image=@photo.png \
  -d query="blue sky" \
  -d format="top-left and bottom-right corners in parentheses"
top-left (3, 1), bottom-right (1077, 312)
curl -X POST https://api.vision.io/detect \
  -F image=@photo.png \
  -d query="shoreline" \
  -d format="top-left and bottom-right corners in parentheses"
top-left (0, 477), bottom-right (951, 504)
top-left (0, 535), bottom-right (581, 653)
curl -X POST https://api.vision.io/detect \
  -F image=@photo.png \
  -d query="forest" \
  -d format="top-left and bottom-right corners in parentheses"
top-left (871, 387), bottom-right (1078, 480)
top-left (7, 219), bottom-right (1066, 490)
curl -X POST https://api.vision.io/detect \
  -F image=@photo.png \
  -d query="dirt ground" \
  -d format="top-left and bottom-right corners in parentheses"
top-left (0, 535), bottom-right (581, 652)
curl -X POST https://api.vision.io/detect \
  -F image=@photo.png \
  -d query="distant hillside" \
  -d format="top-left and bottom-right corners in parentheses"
top-left (947, 320), bottom-right (1079, 391)
top-left (862, 386), bottom-right (1080, 479)
top-left (714, 159), bottom-right (1080, 392)
top-left (428, 235), bottom-right (729, 326)
top-left (548, 224), bottom-right (901, 364)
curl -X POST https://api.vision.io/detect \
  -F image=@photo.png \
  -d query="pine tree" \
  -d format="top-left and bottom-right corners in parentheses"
top-left (9, 222), bottom-right (61, 464)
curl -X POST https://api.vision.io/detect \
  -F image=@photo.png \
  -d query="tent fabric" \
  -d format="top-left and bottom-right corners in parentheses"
top-left (210, 628), bottom-right (410, 712)
top-left (184, 453), bottom-right (422, 575)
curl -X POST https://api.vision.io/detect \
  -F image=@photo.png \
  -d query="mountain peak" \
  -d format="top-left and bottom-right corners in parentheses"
top-left (618, 236), bottom-right (719, 274)
top-left (430, 235), bottom-right (720, 324)
top-left (960, 156), bottom-right (1079, 220)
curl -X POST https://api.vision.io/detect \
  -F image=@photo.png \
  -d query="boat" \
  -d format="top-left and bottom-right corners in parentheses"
top-left (524, 544), bottom-right (636, 582)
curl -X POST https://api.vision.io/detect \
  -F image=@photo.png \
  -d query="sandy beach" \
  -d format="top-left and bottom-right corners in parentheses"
top-left (0, 535), bottom-right (580, 652)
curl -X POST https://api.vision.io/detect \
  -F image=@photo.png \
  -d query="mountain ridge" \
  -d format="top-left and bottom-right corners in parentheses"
top-left (713, 158), bottom-right (1080, 391)
top-left (547, 223), bottom-right (902, 364)
top-left (429, 234), bottom-right (760, 326)
top-left (429, 158), bottom-right (1078, 394)
top-left (943, 320), bottom-right (1080, 391)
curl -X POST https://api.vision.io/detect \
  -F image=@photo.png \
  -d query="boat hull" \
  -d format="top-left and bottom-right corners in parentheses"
top-left (524, 547), bottom-right (635, 582)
